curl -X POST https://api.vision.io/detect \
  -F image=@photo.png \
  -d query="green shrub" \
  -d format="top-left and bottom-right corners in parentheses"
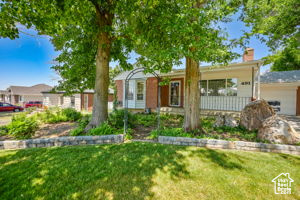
top-left (135, 113), bottom-right (157, 127)
top-left (37, 108), bottom-right (81, 124)
top-left (108, 109), bottom-right (136, 128)
top-left (125, 128), bottom-right (134, 140)
top-left (62, 108), bottom-right (82, 122)
top-left (88, 122), bottom-right (118, 136)
top-left (149, 128), bottom-right (192, 139)
top-left (7, 113), bottom-right (38, 139)
top-left (0, 125), bottom-right (9, 136)
top-left (160, 113), bottom-right (184, 128)
top-left (70, 115), bottom-right (91, 136)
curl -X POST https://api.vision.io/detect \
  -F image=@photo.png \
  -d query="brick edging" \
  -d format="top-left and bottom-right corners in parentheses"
top-left (0, 135), bottom-right (124, 150)
top-left (158, 136), bottom-right (300, 155)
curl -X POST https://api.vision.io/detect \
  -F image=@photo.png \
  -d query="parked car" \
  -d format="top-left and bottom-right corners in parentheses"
top-left (25, 101), bottom-right (43, 108)
top-left (0, 102), bottom-right (24, 112)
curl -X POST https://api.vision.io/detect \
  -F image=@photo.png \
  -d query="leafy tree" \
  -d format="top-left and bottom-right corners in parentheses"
top-left (267, 40), bottom-right (300, 71)
top-left (131, 0), bottom-right (241, 131)
top-left (242, 0), bottom-right (300, 71)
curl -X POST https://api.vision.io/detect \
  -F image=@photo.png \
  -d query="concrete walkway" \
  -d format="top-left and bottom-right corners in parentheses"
top-left (281, 115), bottom-right (300, 133)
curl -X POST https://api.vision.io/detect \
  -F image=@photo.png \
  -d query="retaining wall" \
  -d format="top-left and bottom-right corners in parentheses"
top-left (0, 135), bottom-right (124, 150)
top-left (158, 136), bottom-right (300, 155)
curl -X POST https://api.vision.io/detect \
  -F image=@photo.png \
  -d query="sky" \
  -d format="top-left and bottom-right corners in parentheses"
top-left (0, 13), bottom-right (271, 90)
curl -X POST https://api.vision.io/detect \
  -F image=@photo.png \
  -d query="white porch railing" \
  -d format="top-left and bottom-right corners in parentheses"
top-left (200, 96), bottom-right (251, 111)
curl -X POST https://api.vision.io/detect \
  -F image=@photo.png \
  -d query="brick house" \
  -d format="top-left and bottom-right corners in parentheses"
top-left (114, 48), bottom-right (264, 114)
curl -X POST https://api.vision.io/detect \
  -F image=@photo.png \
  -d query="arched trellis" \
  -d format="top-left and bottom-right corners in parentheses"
top-left (124, 68), bottom-right (161, 134)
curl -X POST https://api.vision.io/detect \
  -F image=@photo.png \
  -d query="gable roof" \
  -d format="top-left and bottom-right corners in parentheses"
top-left (7, 84), bottom-right (53, 95)
top-left (261, 70), bottom-right (300, 84)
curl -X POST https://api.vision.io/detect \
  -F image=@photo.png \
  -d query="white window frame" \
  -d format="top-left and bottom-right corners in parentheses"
top-left (169, 80), bottom-right (181, 107)
top-left (19, 95), bottom-right (23, 102)
top-left (136, 81), bottom-right (145, 101)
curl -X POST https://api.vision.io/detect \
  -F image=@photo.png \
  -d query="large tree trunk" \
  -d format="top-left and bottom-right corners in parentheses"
top-left (86, 8), bottom-right (113, 130)
top-left (184, 57), bottom-right (200, 132)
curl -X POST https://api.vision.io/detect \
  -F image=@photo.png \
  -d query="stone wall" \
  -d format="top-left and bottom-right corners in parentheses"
top-left (0, 135), bottom-right (124, 150)
top-left (158, 136), bottom-right (300, 155)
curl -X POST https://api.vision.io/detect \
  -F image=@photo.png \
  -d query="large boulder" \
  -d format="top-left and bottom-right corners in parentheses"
top-left (213, 115), bottom-right (238, 128)
top-left (258, 115), bottom-right (300, 144)
top-left (240, 99), bottom-right (275, 130)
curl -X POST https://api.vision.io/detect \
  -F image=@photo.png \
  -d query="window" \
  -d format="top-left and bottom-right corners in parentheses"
top-left (226, 78), bottom-right (238, 96)
top-left (208, 79), bottom-right (226, 96)
top-left (169, 81), bottom-right (180, 106)
top-left (200, 78), bottom-right (238, 96)
top-left (136, 82), bottom-right (144, 100)
top-left (200, 80), bottom-right (208, 96)
top-left (71, 96), bottom-right (75, 107)
top-left (127, 83), bottom-right (134, 100)
top-left (19, 95), bottom-right (23, 102)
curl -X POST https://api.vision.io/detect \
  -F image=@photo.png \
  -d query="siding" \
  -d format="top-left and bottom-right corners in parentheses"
top-left (261, 85), bottom-right (297, 115)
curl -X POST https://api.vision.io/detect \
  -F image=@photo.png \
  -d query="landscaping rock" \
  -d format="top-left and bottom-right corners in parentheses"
top-left (213, 115), bottom-right (224, 127)
top-left (258, 115), bottom-right (300, 145)
top-left (240, 99), bottom-right (275, 130)
top-left (224, 115), bottom-right (238, 127)
top-left (213, 115), bottom-right (238, 128)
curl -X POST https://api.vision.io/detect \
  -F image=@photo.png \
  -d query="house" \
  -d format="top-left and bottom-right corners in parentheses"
top-left (42, 89), bottom-right (114, 111)
top-left (260, 70), bottom-right (300, 115)
top-left (114, 48), bottom-right (263, 114)
top-left (272, 173), bottom-right (294, 194)
top-left (261, 70), bottom-right (300, 115)
top-left (0, 84), bottom-right (52, 105)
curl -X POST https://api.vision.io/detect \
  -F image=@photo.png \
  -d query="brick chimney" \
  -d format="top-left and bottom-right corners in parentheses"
top-left (243, 48), bottom-right (254, 62)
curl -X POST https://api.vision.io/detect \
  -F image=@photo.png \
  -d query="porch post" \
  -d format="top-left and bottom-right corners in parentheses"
top-left (257, 64), bottom-right (261, 100)
top-left (251, 66), bottom-right (255, 100)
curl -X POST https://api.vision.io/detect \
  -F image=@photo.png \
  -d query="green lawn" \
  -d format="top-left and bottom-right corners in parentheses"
top-left (0, 143), bottom-right (299, 200)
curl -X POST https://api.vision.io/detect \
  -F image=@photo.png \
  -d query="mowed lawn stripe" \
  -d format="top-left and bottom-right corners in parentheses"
top-left (0, 142), bottom-right (299, 200)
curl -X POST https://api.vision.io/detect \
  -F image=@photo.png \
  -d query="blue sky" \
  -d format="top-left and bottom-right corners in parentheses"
top-left (0, 14), bottom-right (271, 90)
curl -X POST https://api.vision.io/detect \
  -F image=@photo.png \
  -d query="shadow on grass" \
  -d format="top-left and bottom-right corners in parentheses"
top-left (1, 143), bottom-right (298, 200)
top-left (0, 142), bottom-right (191, 200)
top-left (188, 148), bottom-right (244, 170)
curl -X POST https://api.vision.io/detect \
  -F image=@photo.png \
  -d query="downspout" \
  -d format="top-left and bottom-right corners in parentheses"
top-left (257, 63), bottom-right (261, 100)
top-left (251, 66), bottom-right (255, 100)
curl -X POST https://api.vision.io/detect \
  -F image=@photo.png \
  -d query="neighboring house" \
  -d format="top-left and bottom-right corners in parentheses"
top-left (42, 89), bottom-right (114, 111)
top-left (0, 84), bottom-right (52, 105)
top-left (260, 70), bottom-right (300, 115)
top-left (114, 48), bottom-right (263, 114)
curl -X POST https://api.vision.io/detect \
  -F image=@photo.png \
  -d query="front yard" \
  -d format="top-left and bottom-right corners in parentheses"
top-left (0, 142), bottom-right (299, 200)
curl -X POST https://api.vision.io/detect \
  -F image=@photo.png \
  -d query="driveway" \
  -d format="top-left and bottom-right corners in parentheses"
top-left (281, 115), bottom-right (300, 133)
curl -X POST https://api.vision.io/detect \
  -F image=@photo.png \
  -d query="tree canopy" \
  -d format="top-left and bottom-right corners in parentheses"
top-left (242, 0), bottom-right (300, 71)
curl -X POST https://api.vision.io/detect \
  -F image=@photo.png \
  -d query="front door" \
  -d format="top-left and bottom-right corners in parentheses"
top-left (169, 81), bottom-right (181, 106)
top-left (297, 87), bottom-right (300, 115)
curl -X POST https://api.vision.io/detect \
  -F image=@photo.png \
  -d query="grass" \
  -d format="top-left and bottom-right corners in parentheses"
top-left (0, 142), bottom-right (299, 200)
